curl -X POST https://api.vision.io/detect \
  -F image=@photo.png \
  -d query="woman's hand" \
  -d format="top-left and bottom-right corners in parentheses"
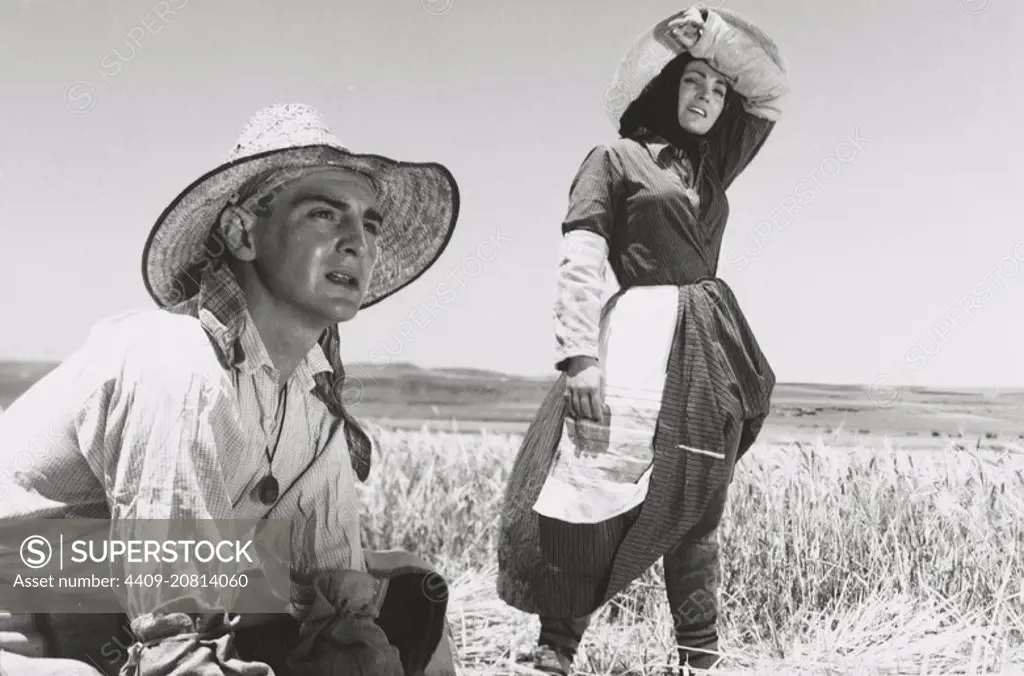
top-left (667, 9), bottom-right (705, 50)
top-left (564, 355), bottom-right (604, 422)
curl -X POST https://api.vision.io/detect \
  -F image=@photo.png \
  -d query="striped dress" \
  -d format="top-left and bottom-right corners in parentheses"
top-left (496, 109), bottom-right (779, 618)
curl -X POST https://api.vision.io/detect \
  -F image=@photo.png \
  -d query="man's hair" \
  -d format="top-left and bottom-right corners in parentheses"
top-left (202, 164), bottom-right (385, 274)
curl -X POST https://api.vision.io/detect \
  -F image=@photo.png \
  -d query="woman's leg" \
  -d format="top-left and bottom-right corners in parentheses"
top-left (531, 613), bottom-right (599, 675)
top-left (538, 615), bottom-right (591, 656)
top-left (662, 528), bottom-right (722, 671)
top-left (527, 500), bottom-right (643, 674)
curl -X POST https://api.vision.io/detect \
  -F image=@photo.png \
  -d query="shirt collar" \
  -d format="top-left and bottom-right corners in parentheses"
top-left (292, 337), bottom-right (334, 395)
top-left (641, 136), bottom-right (686, 166)
top-left (639, 133), bottom-right (709, 164)
top-left (193, 265), bottom-right (333, 393)
top-left (644, 137), bottom-right (673, 160)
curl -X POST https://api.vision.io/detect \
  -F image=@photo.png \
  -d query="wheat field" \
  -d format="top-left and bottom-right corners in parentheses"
top-left (355, 422), bottom-right (1024, 675)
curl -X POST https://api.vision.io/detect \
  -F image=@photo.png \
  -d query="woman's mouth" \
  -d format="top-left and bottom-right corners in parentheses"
top-left (326, 271), bottom-right (359, 289)
top-left (686, 106), bottom-right (707, 118)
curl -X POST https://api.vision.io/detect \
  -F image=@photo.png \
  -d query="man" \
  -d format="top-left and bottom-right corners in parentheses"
top-left (0, 103), bottom-right (460, 675)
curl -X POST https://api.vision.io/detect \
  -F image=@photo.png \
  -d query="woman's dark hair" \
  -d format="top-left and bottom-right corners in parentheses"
top-left (619, 53), bottom-right (741, 154)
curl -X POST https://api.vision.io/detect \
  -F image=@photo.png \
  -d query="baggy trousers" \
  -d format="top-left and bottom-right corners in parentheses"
top-left (538, 527), bottom-right (721, 671)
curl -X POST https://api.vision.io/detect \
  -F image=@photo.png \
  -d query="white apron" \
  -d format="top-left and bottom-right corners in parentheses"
top-left (532, 285), bottom-right (679, 524)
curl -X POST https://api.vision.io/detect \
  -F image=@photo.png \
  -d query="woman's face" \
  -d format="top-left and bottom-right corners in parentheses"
top-left (676, 60), bottom-right (728, 135)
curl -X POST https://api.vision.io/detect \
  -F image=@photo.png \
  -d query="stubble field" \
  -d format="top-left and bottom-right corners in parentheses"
top-left (3, 361), bottom-right (1024, 673)
top-left (358, 423), bottom-right (1023, 675)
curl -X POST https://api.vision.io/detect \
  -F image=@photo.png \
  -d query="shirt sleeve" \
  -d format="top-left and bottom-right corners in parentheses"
top-left (554, 145), bottom-right (622, 371)
top-left (707, 112), bottom-right (776, 191)
top-left (688, 9), bottom-right (789, 189)
top-left (560, 144), bottom-right (622, 242)
top-left (72, 314), bottom-right (251, 620)
top-left (553, 230), bottom-right (610, 371)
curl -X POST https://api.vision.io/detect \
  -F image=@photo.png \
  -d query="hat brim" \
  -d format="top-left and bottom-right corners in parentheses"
top-left (142, 144), bottom-right (460, 310)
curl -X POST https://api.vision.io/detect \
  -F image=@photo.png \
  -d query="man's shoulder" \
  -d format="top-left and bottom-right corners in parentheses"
top-left (88, 308), bottom-right (205, 343)
top-left (84, 308), bottom-right (221, 369)
top-left (3, 309), bottom-right (227, 417)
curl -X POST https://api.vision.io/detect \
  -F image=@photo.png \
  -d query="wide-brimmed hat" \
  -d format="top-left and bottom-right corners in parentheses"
top-left (142, 103), bottom-right (460, 309)
top-left (601, 5), bottom-right (787, 131)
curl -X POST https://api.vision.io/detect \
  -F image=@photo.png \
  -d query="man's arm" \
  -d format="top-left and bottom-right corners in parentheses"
top-left (71, 312), bottom-right (275, 673)
top-left (72, 314), bottom-right (238, 611)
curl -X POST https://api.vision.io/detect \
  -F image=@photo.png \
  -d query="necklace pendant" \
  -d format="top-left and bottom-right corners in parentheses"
top-left (256, 475), bottom-right (280, 505)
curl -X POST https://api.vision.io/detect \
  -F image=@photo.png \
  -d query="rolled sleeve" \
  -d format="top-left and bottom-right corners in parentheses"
top-left (554, 230), bottom-right (610, 370)
top-left (555, 146), bottom-right (622, 370)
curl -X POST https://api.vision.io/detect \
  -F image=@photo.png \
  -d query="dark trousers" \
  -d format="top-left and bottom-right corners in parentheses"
top-left (32, 571), bottom-right (447, 676)
top-left (539, 528), bottom-right (721, 671)
top-left (233, 572), bottom-right (447, 675)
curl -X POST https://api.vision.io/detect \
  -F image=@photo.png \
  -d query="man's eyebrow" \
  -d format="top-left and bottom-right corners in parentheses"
top-left (289, 195), bottom-right (383, 222)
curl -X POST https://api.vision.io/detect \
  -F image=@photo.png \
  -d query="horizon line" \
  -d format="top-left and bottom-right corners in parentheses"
top-left (0, 358), bottom-right (1019, 392)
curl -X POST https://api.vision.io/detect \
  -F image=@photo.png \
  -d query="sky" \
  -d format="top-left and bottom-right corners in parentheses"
top-left (0, 0), bottom-right (1020, 389)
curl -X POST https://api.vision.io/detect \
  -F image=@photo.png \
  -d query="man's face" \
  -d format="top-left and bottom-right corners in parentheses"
top-left (245, 168), bottom-right (382, 325)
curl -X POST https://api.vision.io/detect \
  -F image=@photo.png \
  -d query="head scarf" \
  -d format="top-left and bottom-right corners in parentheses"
top-left (618, 52), bottom-right (741, 156)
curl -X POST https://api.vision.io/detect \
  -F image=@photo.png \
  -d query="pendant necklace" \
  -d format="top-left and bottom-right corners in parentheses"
top-left (255, 386), bottom-right (288, 506)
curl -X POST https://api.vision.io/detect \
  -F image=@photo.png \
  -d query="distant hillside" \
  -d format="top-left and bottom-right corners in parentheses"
top-left (3, 360), bottom-right (1023, 443)
top-left (0, 360), bottom-right (557, 415)
top-left (0, 361), bottom-right (60, 407)
top-left (2, 359), bottom-right (1017, 404)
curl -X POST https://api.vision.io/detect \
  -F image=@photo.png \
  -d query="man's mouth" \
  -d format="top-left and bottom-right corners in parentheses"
top-left (326, 271), bottom-right (360, 289)
top-left (686, 106), bottom-right (707, 118)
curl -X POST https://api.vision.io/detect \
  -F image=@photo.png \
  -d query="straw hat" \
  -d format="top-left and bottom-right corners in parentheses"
top-left (601, 5), bottom-right (787, 130)
top-left (142, 103), bottom-right (460, 309)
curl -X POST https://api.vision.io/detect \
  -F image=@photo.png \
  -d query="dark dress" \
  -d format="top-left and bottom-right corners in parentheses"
top-left (496, 107), bottom-right (778, 621)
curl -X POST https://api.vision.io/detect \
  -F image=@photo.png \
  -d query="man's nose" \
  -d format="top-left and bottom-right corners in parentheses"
top-left (337, 219), bottom-right (369, 256)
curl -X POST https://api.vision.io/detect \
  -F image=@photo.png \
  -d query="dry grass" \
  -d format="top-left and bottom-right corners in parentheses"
top-left (356, 422), bottom-right (1024, 675)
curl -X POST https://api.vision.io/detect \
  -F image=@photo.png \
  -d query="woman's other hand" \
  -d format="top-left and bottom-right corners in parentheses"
top-left (564, 355), bottom-right (604, 422)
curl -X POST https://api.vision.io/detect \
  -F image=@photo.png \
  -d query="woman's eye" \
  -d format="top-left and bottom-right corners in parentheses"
top-left (311, 209), bottom-right (336, 220)
top-left (364, 222), bottom-right (381, 236)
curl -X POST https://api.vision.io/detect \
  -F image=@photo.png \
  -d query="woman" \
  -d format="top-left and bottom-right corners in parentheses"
top-left (496, 7), bottom-right (788, 674)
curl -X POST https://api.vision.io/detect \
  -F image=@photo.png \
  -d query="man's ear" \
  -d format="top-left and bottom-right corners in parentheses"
top-left (218, 205), bottom-right (259, 262)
